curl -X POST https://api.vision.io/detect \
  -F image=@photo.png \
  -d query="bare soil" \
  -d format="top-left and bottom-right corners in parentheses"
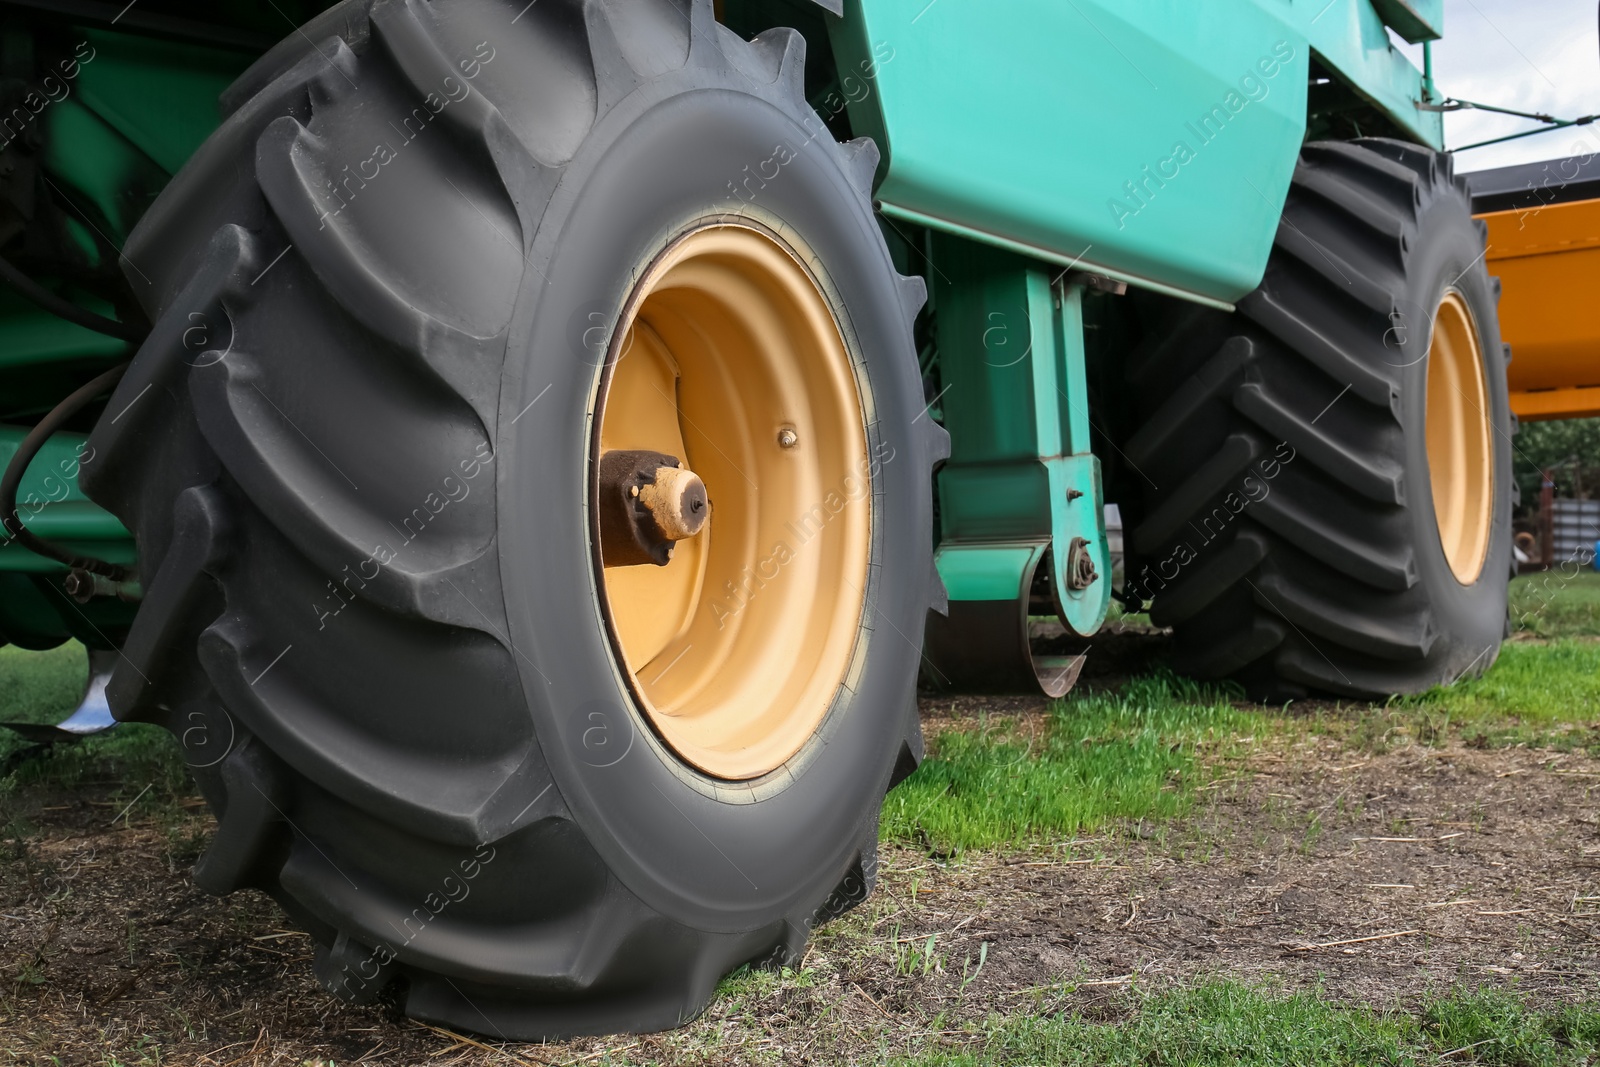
top-left (880, 737), bottom-right (1600, 1004)
top-left (1, 712), bottom-right (1595, 1065)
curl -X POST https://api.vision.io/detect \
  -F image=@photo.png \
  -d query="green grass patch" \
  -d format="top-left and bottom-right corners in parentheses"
top-left (0, 641), bottom-right (188, 816)
top-left (0, 641), bottom-right (87, 729)
top-left (1102, 599), bottom-right (1153, 626)
top-left (1392, 640), bottom-right (1600, 749)
top-left (888, 634), bottom-right (1600, 852)
top-left (883, 673), bottom-right (1253, 853)
top-left (5, 592), bottom-right (1599, 854)
top-left (891, 983), bottom-right (1600, 1066)
top-left (1511, 568), bottom-right (1600, 639)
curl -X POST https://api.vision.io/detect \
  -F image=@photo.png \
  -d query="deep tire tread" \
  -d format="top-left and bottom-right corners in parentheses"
top-left (1124, 138), bottom-right (1510, 698)
top-left (89, 0), bottom-right (924, 1040)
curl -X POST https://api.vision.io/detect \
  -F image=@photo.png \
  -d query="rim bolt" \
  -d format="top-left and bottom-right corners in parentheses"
top-left (777, 428), bottom-right (798, 449)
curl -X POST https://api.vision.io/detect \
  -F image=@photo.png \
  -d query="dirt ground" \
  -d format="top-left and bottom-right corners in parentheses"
top-left (886, 734), bottom-right (1600, 1003)
top-left (1, 708), bottom-right (1595, 1065)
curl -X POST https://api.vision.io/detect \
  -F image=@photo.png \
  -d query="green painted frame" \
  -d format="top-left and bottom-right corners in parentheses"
top-left (928, 236), bottom-right (1110, 635)
top-left (832, 0), bottom-right (1441, 307)
top-left (0, 26), bottom-right (250, 643)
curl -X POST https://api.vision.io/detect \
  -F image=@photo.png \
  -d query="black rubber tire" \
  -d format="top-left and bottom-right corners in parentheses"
top-left (1120, 139), bottom-right (1513, 700)
top-left (80, 0), bottom-right (940, 1038)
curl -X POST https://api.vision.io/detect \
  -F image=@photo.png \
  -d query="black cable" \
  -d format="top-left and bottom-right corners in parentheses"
top-left (0, 252), bottom-right (146, 342)
top-left (1, 363), bottom-right (130, 579)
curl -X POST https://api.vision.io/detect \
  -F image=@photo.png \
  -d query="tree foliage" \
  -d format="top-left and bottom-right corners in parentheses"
top-left (1512, 416), bottom-right (1600, 508)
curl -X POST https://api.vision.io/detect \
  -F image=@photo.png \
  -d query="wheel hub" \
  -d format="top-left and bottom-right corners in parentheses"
top-left (596, 449), bottom-right (709, 567)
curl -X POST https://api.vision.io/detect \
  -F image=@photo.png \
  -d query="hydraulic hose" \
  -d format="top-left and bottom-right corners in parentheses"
top-left (0, 252), bottom-right (147, 342)
top-left (1, 363), bottom-right (130, 579)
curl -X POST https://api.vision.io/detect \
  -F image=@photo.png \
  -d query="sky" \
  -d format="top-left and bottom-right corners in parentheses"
top-left (1390, 0), bottom-right (1600, 172)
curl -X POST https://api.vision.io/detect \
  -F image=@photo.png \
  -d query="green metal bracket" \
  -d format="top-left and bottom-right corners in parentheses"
top-left (930, 236), bottom-right (1110, 637)
top-left (933, 541), bottom-right (1038, 603)
top-left (1036, 281), bottom-right (1111, 636)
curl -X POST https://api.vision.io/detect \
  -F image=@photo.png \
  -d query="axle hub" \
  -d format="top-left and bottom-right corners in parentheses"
top-left (598, 449), bottom-right (709, 567)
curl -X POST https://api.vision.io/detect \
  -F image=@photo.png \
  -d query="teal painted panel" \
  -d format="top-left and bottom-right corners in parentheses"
top-left (839, 0), bottom-right (1309, 304)
top-left (1370, 0), bottom-right (1443, 43)
top-left (939, 464), bottom-right (1049, 541)
top-left (1039, 287), bottom-right (1108, 636)
top-left (73, 29), bottom-right (252, 178)
top-left (934, 542), bottom-right (1037, 603)
top-left (928, 236), bottom-right (1110, 634)
top-left (934, 239), bottom-right (1045, 467)
top-left (1044, 453), bottom-right (1109, 634)
top-left (836, 0), bottom-right (1440, 305)
top-left (932, 236), bottom-right (1051, 542)
top-left (0, 305), bottom-right (128, 372)
top-left (42, 99), bottom-right (168, 244)
top-left (0, 426), bottom-right (132, 575)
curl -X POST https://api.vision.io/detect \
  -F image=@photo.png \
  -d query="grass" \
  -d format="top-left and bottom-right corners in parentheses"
top-left (3, 605), bottom-right (1599, 1063)
top-left (1511, 568), bottom-right (1600, 638)
top-left (0, 642), bottom-right (187, 817)
top-left (881, 983), bottom-right (1600, 1067)
top-left (1393, 640), bottom-right (1600, 749)
top-left (884, 673), bottom-right (1252, 853)
top-left (7, 581), bottom-right (1599, 855)
top-left (0, 641), bottom-right (87, 730)
top-left (692, 968), bottom-right (1600, 1066)
top-left (890, 578), bottom-right (1600, 853)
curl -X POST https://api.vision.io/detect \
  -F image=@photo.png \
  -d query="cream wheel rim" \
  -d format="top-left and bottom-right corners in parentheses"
top-left (593, 222), bottom-right (871, 780)
top-left (1424, 289), bottom-right (1494, 585)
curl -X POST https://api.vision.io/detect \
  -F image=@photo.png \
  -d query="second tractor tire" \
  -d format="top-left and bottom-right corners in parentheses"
top-left (1121, 139), bottom-right (1513, 699)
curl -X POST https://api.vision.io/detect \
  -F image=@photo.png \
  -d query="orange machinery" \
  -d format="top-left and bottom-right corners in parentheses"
top-left (1470, 154), bottom-right (1600, 422)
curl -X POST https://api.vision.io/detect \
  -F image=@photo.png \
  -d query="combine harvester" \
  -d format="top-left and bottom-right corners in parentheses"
top-left (0, 0), bottom-right (1524, 1037)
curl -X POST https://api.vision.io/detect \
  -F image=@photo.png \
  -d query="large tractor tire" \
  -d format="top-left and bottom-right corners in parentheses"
top-left (1122, 139), bottom-right (1512, 699)
top-left (80, 0), bottom-right (940, 1038)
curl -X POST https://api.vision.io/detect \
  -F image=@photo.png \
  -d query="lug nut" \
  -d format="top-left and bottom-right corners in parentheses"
top-left (777, 428), bottom-right (798, 449)
top-left (1065, 536), bottom-right (1099, 591)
